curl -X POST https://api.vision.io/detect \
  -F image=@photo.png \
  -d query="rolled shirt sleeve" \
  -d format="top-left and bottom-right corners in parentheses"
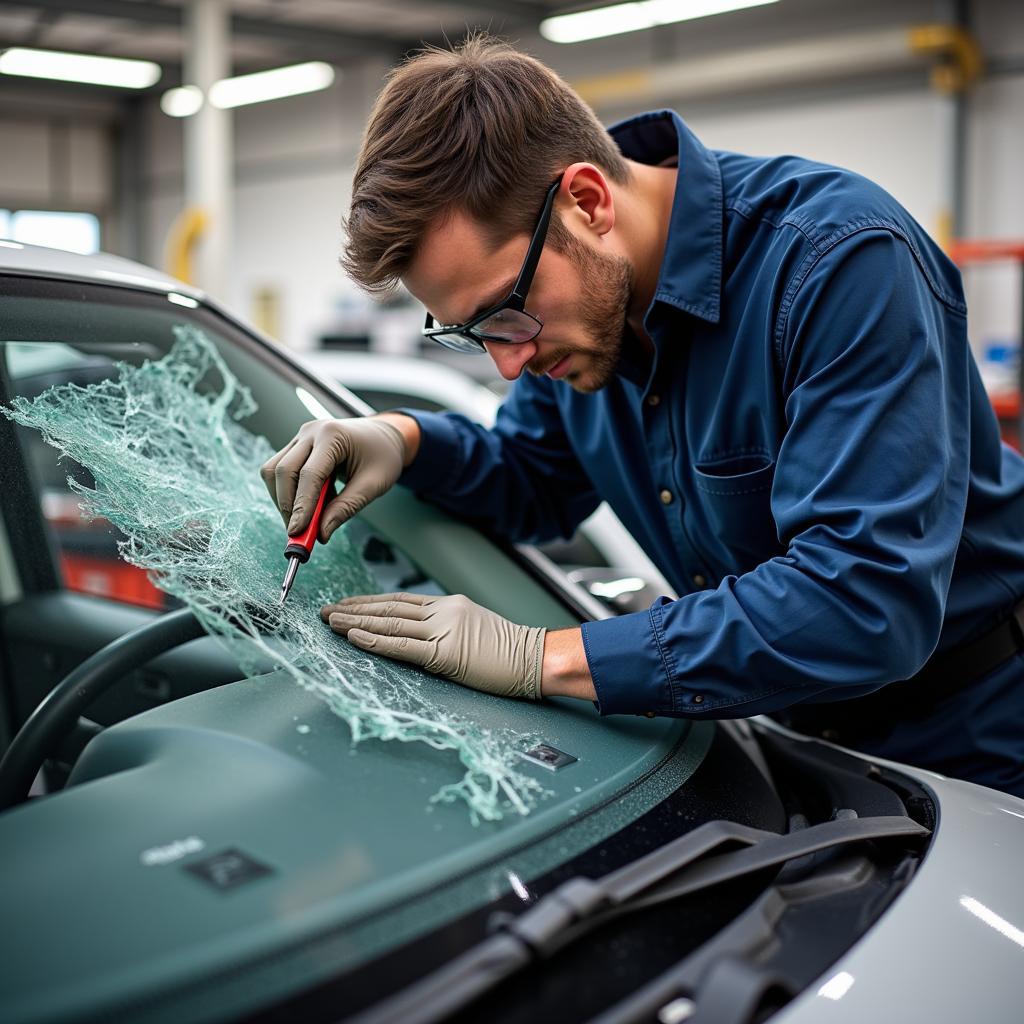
top-left (584, 229), bottom-right (972, 718)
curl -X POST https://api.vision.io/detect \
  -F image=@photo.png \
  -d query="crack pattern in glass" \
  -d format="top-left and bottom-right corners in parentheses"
top-left (4, 326), bottom-right (546, 822)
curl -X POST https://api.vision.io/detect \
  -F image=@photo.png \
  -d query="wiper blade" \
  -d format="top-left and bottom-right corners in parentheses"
top-left (349, 814), bottom-right (929, 1024)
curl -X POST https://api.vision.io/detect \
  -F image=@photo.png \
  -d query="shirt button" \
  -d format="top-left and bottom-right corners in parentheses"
top-left (692, 574), bottom-right (707, 588)
top-left (660, 489), bottom-right (674, 505)
top-left (692, 694), bottom-right (705, 704)
top-left (647, 394), bottom-right (661, 407)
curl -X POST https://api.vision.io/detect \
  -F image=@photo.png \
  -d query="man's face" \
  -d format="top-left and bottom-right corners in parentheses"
top-left (404, 209), bottom-right (633, 394)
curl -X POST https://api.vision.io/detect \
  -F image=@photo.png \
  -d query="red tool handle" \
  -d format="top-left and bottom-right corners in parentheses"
top-left (283, 478), bottom-right (332, 564)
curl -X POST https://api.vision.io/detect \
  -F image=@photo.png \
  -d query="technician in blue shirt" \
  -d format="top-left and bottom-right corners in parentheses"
top-left (264, 40), bottom-right (1024, 797)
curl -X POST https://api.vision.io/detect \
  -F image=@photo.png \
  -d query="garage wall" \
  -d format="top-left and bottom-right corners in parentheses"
top-left (0, 114), bottom-right (113, 226)
top-left (127, 0), bottom-right (1021, 355)
top-left (140, 59), bottom-right (385, 351)
top-left (682, 91), bottom-right (946, 240)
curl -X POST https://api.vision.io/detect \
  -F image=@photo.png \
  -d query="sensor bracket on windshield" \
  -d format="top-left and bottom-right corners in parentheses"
top-left (520, 744), bottom-right (578, 771)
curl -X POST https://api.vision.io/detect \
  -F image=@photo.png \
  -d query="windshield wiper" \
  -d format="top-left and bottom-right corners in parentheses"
top-left (349, 813), bottom-right (929, 1024)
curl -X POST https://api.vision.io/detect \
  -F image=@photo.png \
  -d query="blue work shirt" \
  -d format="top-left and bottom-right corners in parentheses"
top-left (399, 110), bottom-right (1024, 794)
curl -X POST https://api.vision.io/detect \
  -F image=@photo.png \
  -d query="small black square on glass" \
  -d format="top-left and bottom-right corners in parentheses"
top-left (184, 848), bottom-right (274, 891)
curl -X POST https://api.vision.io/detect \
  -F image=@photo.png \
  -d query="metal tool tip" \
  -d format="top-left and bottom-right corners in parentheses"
top-left (278, 555), bottom-right (299, 607)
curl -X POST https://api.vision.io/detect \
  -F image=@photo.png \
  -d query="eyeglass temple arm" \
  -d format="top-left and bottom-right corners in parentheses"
top-left (510, 177), bottom-right (562, 304)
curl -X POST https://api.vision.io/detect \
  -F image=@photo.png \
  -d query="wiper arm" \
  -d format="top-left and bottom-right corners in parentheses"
top-left (349, 814), bottom-right (929, 1024)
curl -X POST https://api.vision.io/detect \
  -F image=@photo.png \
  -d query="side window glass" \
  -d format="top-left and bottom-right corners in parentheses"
top-left (4, 342), bottom-right (172, 610)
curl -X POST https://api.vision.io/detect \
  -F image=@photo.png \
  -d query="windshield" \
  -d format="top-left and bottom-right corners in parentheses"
top-left (0, 270), bottom-right (733, 776)
top-left (0, 276), bottom-right (586, 821)
top-left (0, 271), bottom-right (705, 805)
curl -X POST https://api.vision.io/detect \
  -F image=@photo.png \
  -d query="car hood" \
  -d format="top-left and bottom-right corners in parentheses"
top-left (769, 726), bottom-right (1024, 1024)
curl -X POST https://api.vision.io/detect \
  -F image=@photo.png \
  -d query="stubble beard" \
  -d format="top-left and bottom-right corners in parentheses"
top-left (563, 238), bottom-right (634, 394)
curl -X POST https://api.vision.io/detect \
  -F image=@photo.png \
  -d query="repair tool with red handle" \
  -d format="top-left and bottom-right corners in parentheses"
top-left (278, 477), bottom-right (332, 606)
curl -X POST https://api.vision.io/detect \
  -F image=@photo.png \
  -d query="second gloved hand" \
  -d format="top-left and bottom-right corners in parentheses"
top-left (321, 592), bottom-right (547, 700)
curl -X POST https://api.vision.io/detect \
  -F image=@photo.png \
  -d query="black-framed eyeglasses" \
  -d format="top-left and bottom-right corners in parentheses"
top-left (421, 175), bottom-right (563, 354)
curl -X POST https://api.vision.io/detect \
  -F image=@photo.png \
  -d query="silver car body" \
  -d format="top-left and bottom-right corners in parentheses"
top-left (763, 721), bottom-right (1024, 1024)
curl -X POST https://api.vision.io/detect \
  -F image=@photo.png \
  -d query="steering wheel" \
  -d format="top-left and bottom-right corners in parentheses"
top-left (0, 608), bottom-right (205, 811)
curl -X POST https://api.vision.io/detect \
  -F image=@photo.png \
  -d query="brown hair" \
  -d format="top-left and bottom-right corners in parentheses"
top-left (341, 34), bottom-right (631, 295)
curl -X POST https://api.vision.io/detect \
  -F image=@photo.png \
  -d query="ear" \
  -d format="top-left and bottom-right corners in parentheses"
top-left (559, 163), bottom-right (615, 239)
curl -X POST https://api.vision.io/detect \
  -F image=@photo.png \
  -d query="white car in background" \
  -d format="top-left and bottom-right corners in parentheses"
top-left (305, 350), bottom-right (676, 614)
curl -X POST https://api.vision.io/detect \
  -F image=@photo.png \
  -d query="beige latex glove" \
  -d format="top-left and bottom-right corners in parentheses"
top-left (260, 417), bottom-right (406, 542)
top-left (321, 592), bottom-right (547, 700)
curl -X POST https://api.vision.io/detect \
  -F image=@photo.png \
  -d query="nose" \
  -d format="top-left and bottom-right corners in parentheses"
top-left (483, 339), bottom-right (536, 381)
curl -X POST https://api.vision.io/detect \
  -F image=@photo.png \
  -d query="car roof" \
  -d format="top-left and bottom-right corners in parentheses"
top-left (0, 240), bottom-right (205, 300)
top-left (306, 351), bottom-right (502, 423)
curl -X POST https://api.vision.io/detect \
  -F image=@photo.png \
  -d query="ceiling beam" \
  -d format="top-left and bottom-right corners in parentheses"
top-left (5, 0), bottom-right (412, 61)
top-left (422, 0), bottom-right (551, 22)
top-left (7, 0), bottom-right (181, 29)
top-left (0, 1), bottom-right (556, 88)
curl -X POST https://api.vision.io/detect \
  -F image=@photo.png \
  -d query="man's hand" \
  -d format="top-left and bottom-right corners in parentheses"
top-left (260, 415), bottom-right (419, 543)
top-left (321, 592), bottom-right (546, 700)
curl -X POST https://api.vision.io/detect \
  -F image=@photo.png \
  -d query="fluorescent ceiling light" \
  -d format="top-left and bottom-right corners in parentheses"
top-left (161, 85), bottom-right (204, 118)
top-left (541, 0), bottom-right (779, 44)
top-left (0, 47), bottom-right (160, 88)
top-left (209, 61), bottom-right (335, 109)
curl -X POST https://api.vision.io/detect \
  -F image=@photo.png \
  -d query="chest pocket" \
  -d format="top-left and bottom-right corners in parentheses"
top-left (692, 452), bottom-right (781, 571)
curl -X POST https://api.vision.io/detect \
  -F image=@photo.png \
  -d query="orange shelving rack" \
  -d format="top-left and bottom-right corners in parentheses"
top-left (949, 239), bottom-right (1024, 451)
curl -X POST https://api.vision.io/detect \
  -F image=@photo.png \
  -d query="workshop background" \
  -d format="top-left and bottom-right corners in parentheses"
top-left (0, 0), bottom-right (1021, 445)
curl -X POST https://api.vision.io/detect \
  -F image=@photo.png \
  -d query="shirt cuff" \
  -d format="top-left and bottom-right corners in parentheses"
top-left (581, 598), bottom-right (676, 716)
top-left (392, 409), bottom-right (467, 493)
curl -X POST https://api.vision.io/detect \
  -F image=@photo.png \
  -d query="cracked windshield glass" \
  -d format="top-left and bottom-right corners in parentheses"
top-left (1, 281), bottom-right (546, 822)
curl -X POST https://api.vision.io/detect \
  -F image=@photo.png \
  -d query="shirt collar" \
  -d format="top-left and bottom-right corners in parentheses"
top-left (608, 109), bottom-right (723, 325)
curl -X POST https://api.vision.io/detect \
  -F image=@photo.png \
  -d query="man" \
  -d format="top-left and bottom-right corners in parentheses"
top-left (262, 37), bottom-right (1024, 796)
